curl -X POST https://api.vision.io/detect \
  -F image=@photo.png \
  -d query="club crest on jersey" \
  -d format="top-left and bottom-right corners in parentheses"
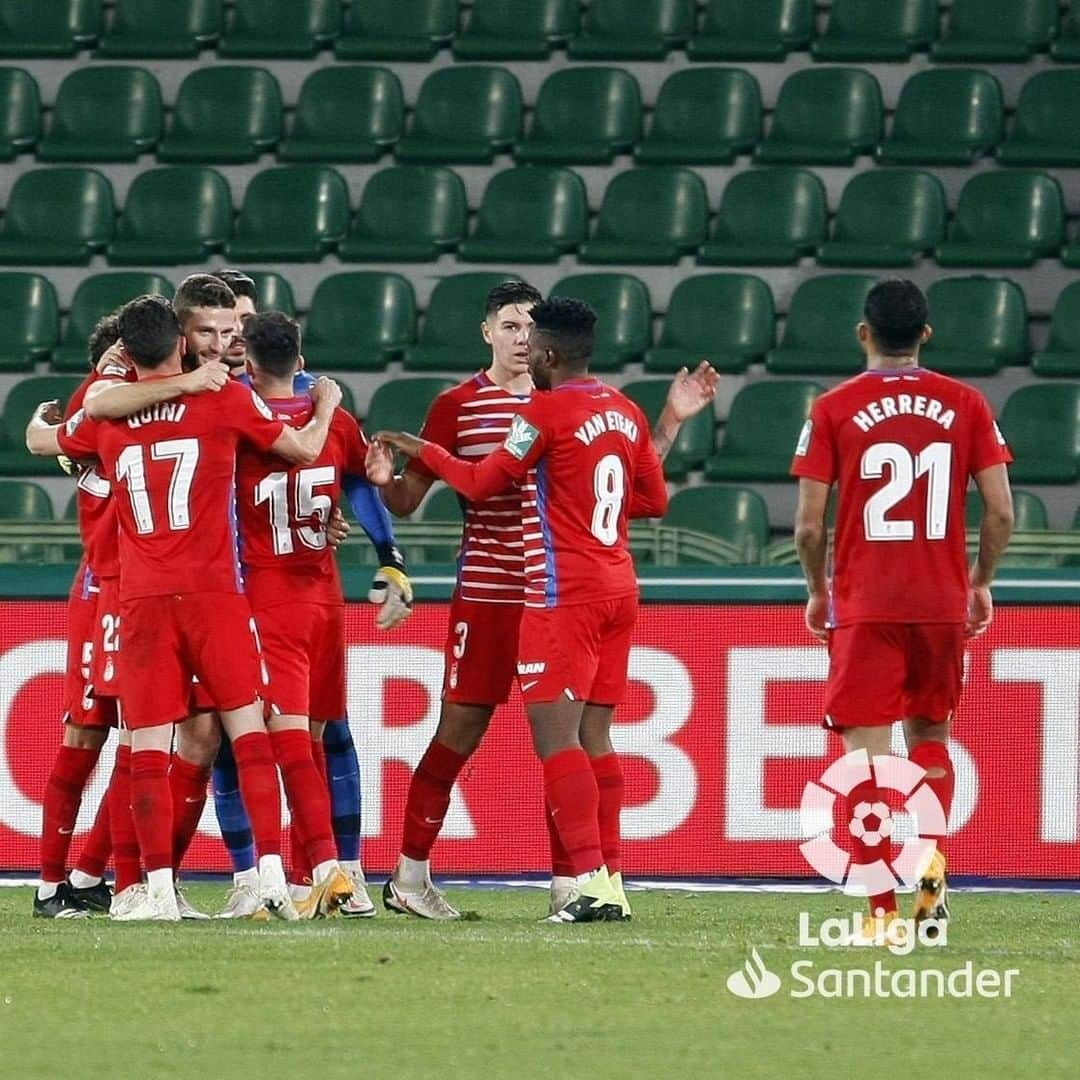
top-left (504, 415), bottom-right (539, 460)
top-left (795, 419), bottom-right (813, 456)
top-left (250, 391), bottom-right (274, 420)
top-left (65, 408), bottom-right (86, 436)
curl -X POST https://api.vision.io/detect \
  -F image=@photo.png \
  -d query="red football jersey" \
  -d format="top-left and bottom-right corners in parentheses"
top-left (58, 379), bottom-right (284, 601)
top-left (407, 372), bottom-right (533, 604)
top-left (418, 377), bottom-right (667, 608)
top-left (790, 367), bottom-right (1013, 626)
top-left (63, 363), bottom-right (133, 581)
top-left (236, 399), bottom-right (367, 610)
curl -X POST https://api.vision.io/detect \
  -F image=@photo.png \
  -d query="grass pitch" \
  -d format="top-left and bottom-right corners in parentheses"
top-left (1, 885), bottom-right (1077, 1080)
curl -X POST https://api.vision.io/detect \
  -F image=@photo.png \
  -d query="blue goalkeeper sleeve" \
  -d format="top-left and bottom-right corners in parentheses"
top-left (211, 739), bottom-right (256, 874)
top-left (322, 719), bottom-right (362, 862)
top-left (234, 370), bottom-right (316, 394)
top-left (342, 473), bottom-right (403, 568)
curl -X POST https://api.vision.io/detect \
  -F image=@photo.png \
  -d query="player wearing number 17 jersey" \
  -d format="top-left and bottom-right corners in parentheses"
top-left (792, 279), bottom-right (1014, 936)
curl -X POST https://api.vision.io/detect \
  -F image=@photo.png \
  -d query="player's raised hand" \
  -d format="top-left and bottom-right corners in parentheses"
top-left (326, 506), bottom-right (350, 548)
top-left (804, 594), bottom-right (829, 642)
top-left (665, 362), bottom-right (719, 422)
top-left (180, 359), bottom-right (229, 395)
top-left (96, 340), bottom-right (133, 375)
top-left (32, 399), bottom-right (62, 426)
top-left (374, 431), bottom-right (424, 459)
top-left (365, 439), bottom-right (394, 485)
top-left (966, 584), bottom-right (993, 638)
top-left (311, 376), bottom-right (342, 412)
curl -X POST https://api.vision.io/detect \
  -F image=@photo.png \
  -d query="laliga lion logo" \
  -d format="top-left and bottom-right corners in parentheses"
top-left (799, 749), bottom-right (947, 897)
top-left (726, 948), bottom-right (782, 1000)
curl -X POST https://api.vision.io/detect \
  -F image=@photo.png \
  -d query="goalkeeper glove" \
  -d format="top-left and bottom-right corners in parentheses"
top-left (369, 545), bottom-right (412, 631)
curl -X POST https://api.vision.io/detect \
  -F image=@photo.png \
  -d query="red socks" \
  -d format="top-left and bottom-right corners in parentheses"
top-left (130, 749), bottom-right (172, 873)
top-left (545, 801), bottom-right (575, 878)
top-left (543, 748), bottom-right (602, 876)
top-left (590, 752), bottom-right (623, 876)
top-left (909, 741), bottom-right (955, 858)
top-left (40, 744), bottom-right (100, 883)
top-left (232, 732), bottom-right (282, 858)
top-left (109, 745), bottom-right (142, 893)
top-left (846, 779), bottom-right (897, 915)
top-left (401, 740), bottom-right (468, 861)
top-left (74, 789), bottom-right (111, 879)
top-left (170, 756), bottom-right (210, 869)
top-left (270, 728), bottom-right (336, 871)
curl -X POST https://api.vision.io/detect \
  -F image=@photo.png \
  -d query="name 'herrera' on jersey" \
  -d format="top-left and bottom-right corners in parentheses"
top-left (851, 393), bottom-right (955, 434)
top-left (573, 409), bottom-right (640, 446)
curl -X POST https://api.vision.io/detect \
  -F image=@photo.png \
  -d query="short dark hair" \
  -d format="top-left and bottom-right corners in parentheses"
top-left (485, 280), bottom-right (542, 318)
top-left (117, 295), bottom-right (182, 369)
top-left (88, 312), bottom-right (121, 368)
top-left (864, 279), bottom-right (928, 354)
top-left (243, 311), bottom-right (301, 378)
top-left (213, 269), bottom-right (258, 304)
top-left (530, 297), bottom-right (596, 367)
top-left (173, 273), bottom-right (236, 327)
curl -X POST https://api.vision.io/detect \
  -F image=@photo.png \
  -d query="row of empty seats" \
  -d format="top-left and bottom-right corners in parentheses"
top-left (5, 163), bottom-right (1080, 271)
top-left (1, 372), bottom-right (1076, 486)
top-left (4, 0), bottom-right (1080, 64)
top-left (7, 64), bottom-right (1080, 168)
top-left (7, 271), bottom-right (1080, 378)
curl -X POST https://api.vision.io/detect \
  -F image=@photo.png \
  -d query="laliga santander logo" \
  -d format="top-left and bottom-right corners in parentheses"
top-left (799, 749), bottom-right (947, 896)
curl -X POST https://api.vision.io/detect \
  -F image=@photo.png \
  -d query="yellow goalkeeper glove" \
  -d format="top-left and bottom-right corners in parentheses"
top-left (369, 557), bottom-right (413, 631)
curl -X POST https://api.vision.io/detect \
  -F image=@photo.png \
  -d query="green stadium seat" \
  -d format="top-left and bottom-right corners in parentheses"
top-left (1051, 5), bottom-right (1080, 61)
top-left (278, 67), bottom-right (403, 163)
top-left (52, 272), bottom-right (172, 372)
top-left (335, 0), bottom-right (457, 60)
top-left (755, 68), bottom-right (883, 165)
top-left (997, 72), bottom-right (1080, 167)
top-left (706, 381), bottom-right (824, 482)
top-left (157, 66), bottom-right (282, 163)
top-left (549, 273), bottom-right (652, 372)
top-left (579, 168), bottom-right (708, 265)
top-left (226, 166), bottom-right (349, 262)
top-left (108, 166), bottom-right (231, 266)
top-left (699, 168), bottom-right (826, 266)
top-left (37, 66), bottom-right (162, 162)
top-left (689, 0), bottom-right (813, 61)
top-left (364, 377), bottom-right (458, 436)
top-left (404, 273), bottom-right (521, 372)
top-left (922, 277), bottom-right (1028, 376)
top-left (218, 0), bottom-right (339, 57)
top-left (965, 488), bottom-right (1047, 530)
top-left (634, 68), bottom-right (762, 166)
top-left (0, 274), bottom-right (59, 372)
top-left (766, 275), bottom-right (876, 375)
top-left (458, 167), bottom-right (587, 264)
top-left (246, 271), bottom-right (295, 316)
top-left (0, 168), bottom-right (114, 265)
top-left (621, 379), bottom-right (715, 480)
top-left (936, 171), bottom-right (1065, 268)
top-left (339, 166), bottom-right (466, 263)
top-left (0, 480), bottom-right (57, 563)
top-left (303, 273), bottom-right (415, 372)
top-left (817, 170), bottom-right (946, 268)
top-left (415, 485), bottom-right (463, 565)
top-left (645, 274), bottom-right (774, 375)
top-left (96, 0), bottom-right (222, 58)
top-left (812, 0), bottom-right (937, 61)
top-left (932, 0), bottom-right (1057, 62)
top-left (395, 66), bottom-right (522, 165)
top-left (665, 485), bottom-right (770, 564)
top-left (453, 0), bottom-right (578, 60)
top-left (0, 0), bottom-right (100, 57)
top-left (1032, 283), bottom-right (1080, 377)
top-left (876, 69), bottom-right (1003, 165)
top-left (514, 68), bottom-right (641, 165)
top-left (569, 0), bottom-right (694, 60)
top-left (0, 68), bottom-right (40, 160)
top-left (998, 384), bottom-right (1080, 484)
top-left (0, 376), bottom-right (83, 476)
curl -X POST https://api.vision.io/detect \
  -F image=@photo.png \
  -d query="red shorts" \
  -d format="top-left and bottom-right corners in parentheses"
top-left (517, 594), bottom-right (637, 706)
top-left (90, 576), bottom-right (121, 701)
top-left (119, 592), bottom-right (265, 730)
top-left (62, 573), bottom-right (103, 728)
top-left (824, 622), bottom-right (966, 730)
top-left (255, 601), bottom-right (345, 722)
top-left (441, 595), bottom-right (523, 706)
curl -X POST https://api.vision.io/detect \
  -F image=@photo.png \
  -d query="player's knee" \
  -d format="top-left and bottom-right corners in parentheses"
top-left (62, 724), bottom-right (108, 751)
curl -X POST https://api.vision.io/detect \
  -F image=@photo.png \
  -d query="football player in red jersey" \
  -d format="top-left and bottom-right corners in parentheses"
top-left (376, 298), bottom-right (716, 922)
top-left (790, 279), bottom-right (1014, 937)
top-left (30, 295), bottom-right (342, 921)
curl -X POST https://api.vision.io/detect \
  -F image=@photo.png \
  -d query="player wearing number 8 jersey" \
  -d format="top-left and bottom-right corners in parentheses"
top-left (791, 279), bottom-right (1014, 937)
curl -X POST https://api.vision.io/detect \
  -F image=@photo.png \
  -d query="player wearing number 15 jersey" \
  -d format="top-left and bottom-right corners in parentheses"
top-left (791, 279), bottom-right (1014, 936)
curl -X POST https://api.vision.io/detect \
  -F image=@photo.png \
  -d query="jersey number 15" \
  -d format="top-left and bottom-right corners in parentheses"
top-left (255, 466), bottom-right (335, 555)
